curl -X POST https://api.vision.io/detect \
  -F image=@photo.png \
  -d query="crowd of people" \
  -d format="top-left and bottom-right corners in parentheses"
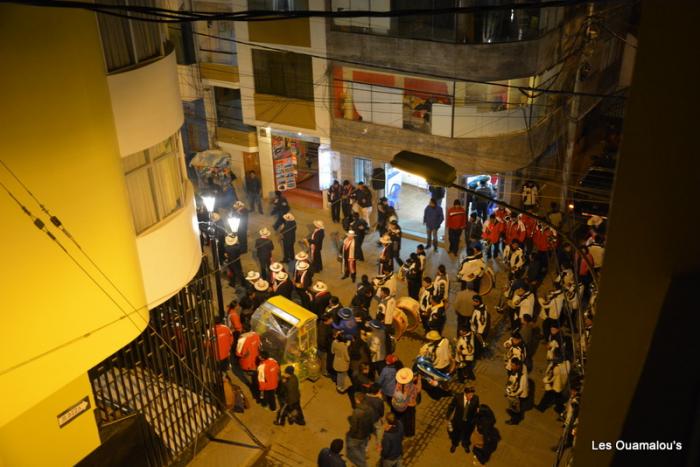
top-left (198, 176), bottom-right (606, 466)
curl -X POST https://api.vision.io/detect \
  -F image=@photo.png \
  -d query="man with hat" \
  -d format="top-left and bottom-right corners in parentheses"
top-left (349, 212), bottom-right (368, 261)
top-left (311, 281), bottom-right (331, 316)
top-left (269, 262), bottom-right (285, 289)
top-left (293, 255), bottom-right (312, 308)
top-left (255, 228), bottom-right (274, 280)
top-left (270, 190), bottom-right (290, 232)
top-left (272, 271), bottom-right (293, 299)
top-left (420, 331), bottom-right (452, 375)
top-left (245, 270), bottom-right (260, 292)
top-left (275, 366), bottom-right (306, 426)
top-left (446, 386), bottom-right (480, 453)
top-left (341, 230), bottom-right (357, 283)
top-left (233, 200), bottom-right (250, 253)
top-left (378, 235), bottom-right (393, 276)
top-left (281, 212), bottom-right (297, 262)
top-left (309, 220), bottom-right (325, 273)
top-left (224, 234), bottom-right (243, 288)
top-left (333, 308), bottom-right (359, 339)
top-left (254, 279), bottom-right (271, 301)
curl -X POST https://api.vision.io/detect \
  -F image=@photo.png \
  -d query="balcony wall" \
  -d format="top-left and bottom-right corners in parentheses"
top-left (331, 108), bottom-right (564, 174)
top-left (107, 48), bottom-right (184, 157)
top-left (199, 63), bottom-right (240, 85)
top-left (327, 24), bottom-right (568, 82)
top-left (135, 184), bottom-right (202, 309)
top-left (217, 127), bottom-right (258, 148)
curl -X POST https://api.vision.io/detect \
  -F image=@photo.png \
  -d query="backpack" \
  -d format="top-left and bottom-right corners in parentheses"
top-left (232, 383), bottom-right (249, 412)
top-left (391, 386), bottom-right (409, 412)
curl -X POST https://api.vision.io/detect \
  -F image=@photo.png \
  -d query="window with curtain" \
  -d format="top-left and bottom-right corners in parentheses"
top-left (97, 0), bottom-right (164, 73)
top-left (122, 134), bottom-right (185, 234)
top-left (252, 49), bottom-right (314, 101)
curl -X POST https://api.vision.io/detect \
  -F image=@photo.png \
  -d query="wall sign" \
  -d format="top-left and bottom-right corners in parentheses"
top-left (57, 396), bottom-right (91, 428)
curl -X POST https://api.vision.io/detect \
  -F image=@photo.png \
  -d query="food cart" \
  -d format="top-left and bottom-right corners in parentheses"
top-left (189, 149), bottom-right (237, 208)
top-left (250, 296), bottom-right (319, 381)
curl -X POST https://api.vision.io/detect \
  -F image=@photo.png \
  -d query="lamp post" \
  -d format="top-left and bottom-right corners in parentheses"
top-left (201, 195), bottom-right (225, 320)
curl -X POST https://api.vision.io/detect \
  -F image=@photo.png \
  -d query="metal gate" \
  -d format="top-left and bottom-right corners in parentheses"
top-left (88, 259), bottom-right (225, 466)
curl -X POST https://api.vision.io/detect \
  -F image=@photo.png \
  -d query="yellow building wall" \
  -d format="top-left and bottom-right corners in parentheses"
top-left (248, 18), bottom-right (311, 47)
top-left (0, 375), bottom-right (100, 467)
top-left (0, 3), bottom-right (148, 429)
top-left (254, 93), bottom-right (317, 130)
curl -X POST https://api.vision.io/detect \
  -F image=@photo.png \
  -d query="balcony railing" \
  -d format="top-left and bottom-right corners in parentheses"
top-left (330, 0), bottom-right (566, 44)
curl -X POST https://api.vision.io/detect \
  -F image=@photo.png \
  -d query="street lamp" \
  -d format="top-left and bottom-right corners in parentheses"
top-left (227, 215), bottom-right (240, 233)
top-left (201, 194), bottom-right (225, 320)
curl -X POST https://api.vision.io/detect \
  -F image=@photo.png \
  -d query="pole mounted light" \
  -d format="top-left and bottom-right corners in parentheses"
top-left (227, 216), bottom-right (240, 233)
top-left (202, 195), bottom-right (216, 213)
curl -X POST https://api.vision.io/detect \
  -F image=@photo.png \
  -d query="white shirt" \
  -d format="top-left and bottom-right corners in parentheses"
top-left (382, 296), bottom-right (396, 325)
top-left (513, 292), bottom-right (535, 320)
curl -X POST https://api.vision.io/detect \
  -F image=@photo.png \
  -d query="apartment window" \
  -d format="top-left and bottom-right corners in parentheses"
top-left (123, 134), bottom-right (185, 234)
top-left (97, 0), bottom-right (164, 73)
top-left (248, 0), bottom-right (308, 11)
top-left (252, 49), bottom-right (314, 100)
top-left (214, 88), bottom-right (255, 131)
top-left (354, 157), bottom-right (373, 184)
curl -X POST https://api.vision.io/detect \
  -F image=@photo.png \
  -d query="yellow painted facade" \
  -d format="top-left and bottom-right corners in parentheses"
top-left (254, 93), bottom-right (317, 130)
top-left (199, 62), bottom-right (240, 83)
top-left (0, 2), bottom-right (147, 440)
top-left (248, 18), bottom-right (311, 47)
top-left (0, 375), bottom-right (100, 467)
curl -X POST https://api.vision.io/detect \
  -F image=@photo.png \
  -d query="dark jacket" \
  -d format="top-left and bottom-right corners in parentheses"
top-left (317, 448), bottom-right (346, 467)
top-left (271, 195), bottom-right (290, 216)
top-left (245, 175), bottom-right (261, 195)
top-left (446, 394), bottom-right (480, 428)
top-left (381, 421), bottom-right (404, 461)
top-left (423, 204), bottom-right (444, 229)
top-left (255, 238), bottom-right (274, 263)
top-left (363, 395), bottom-right (384, 424)
top-left (347, 405), bottom-right (375, 440)
top-left (282, 220), bottom-right (297, 244)
top-left (281, 374), bottom-right (301, 405)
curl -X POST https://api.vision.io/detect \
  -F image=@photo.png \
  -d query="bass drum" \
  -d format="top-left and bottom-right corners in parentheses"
top-left (396, 296), bottom-right (420, 332)
top-left (393, 309), bottom-right (408, 341)
top-left (478, 268), bottom-right (496, 296)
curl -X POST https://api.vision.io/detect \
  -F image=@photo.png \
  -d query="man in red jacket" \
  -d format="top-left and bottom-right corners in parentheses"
top-left (213, 317), bottom-right (234, 374)
top-left (482, 213), bottom-right (504, 259)
top-left (236, 331), bottom-right (261, 399)
top-left (257, 351), bottom-right (280, 410)
top-left (447, 199), bottom-right (467, 256)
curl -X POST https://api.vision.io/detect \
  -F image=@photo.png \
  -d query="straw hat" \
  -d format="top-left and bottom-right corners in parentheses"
top-left (379, 235), bottom-right (392, 245)
top-left (295, 261), bottom-right (309, 271)
top-left (347, 230), bottom-right (355, 236)
top-left (233, 201), bottom-right (245, 210)
top-left (269, 262), bottom-right (284, 273)
top-left (311, 281), bottom-right (328, 292)
top-left (587, 215), bottom-right (604, 227)
top-left (313, 220), bottom-right (325, 229)
top-left (283, 213), bottom-right (295, 221)
top-left (224, 235), bottom-right (238, 246)
top-left (254, 279), bottom-right (270, 291)
top-left (211, 212), bottom-right (221, 221)
top-left (396, 367), bottom-right (414, 385)
top-left (426, 330), bottom-right (442, 341)
top-left (259, 227), bottom-right (271, 237)
top-left (295, 251), bottom-right (309, 261)
top-left (245, 271), bottom-right (260, 282)
top-left (275, 271), bottom-right (288, 281)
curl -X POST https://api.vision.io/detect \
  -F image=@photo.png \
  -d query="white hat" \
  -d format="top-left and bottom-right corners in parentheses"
top-left (269, 262), bottom-right (284, 273)
top-left (245, 271), bottom-right (260, 282)
top-left (211, 212), bottom-right (221, 221)
top-left (233, 201), bottom-right (245, 210)
top-left (275, 271), bottom-right (288, 281)
top-left (311, 281), bottom-right (327, 292)
top-left (225, 235), bottom-right (238, 246)
top-left (313, 220), bottom-right (325, 229)
top-left (254, 279), bottom-right (270, 291)
top-left (295, 251), bottom-right (309, 261)
top-left (396, 367), bottom-right (414, 385)
top-left (259, 227), bottom-right (271, 237)
top-left (347, 230), bottom-right (355, 236)
top-left (379, 235), bottom-right (392, 244)
top-left (283, 213), bottom-right (295, 221)
top-left (295, 261), bottom-right (309, 271)
top-left (587, 215), bottom-right (604, 227)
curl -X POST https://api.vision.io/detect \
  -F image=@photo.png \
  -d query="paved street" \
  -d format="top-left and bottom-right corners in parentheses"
top-left (190, 198), bottom-right (564, 467)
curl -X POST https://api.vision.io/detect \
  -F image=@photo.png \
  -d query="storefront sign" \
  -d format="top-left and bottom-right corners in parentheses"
top-left (57, 396), bottom-right (91, 428)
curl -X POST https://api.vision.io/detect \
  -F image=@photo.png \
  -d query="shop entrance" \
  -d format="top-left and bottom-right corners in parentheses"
top-left (460, 174), bottom-right (502, 218)
top-left (271, 130), bottom-right (323, 208)
top-left (385, 164), bottom-right (446, 240)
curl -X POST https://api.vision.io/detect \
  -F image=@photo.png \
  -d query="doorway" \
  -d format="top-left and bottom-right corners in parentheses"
top-left (271, 130), bottom-right (323, 208)
top-left (385, 164), bottom-right (447, 239)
